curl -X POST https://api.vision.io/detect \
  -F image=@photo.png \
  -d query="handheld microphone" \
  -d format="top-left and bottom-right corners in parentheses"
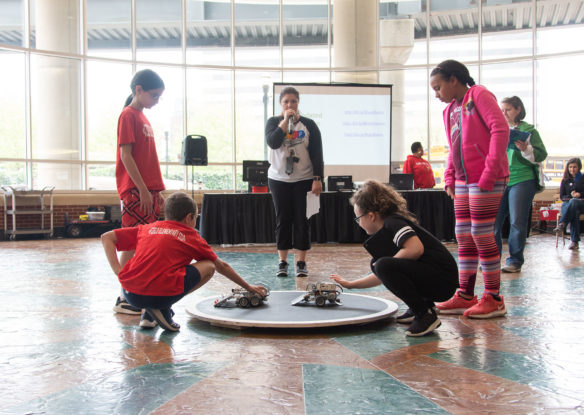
top-left (288, 116), bottom-right (294, 134)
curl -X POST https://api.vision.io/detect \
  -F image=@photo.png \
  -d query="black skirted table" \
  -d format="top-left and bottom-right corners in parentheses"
top-left (199, 189), bottom-right (455, 245)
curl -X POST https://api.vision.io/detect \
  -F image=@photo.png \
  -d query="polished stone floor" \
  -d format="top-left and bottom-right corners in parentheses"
top-left (1, 234), bottom-right (583, 414)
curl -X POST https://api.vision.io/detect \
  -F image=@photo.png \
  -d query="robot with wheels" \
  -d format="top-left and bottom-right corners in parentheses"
top-left (291, 282), bottom-right (343, 307)
top-left (214, 286), bottom-right (270, 308)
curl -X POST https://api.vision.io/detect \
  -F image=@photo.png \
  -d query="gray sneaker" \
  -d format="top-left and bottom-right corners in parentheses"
top-left (295, 261), bottom-right (308, 277)
top-left (277, 261), bottom-right (288, 277)
top-left (501, 264), bottom-right (521, 273)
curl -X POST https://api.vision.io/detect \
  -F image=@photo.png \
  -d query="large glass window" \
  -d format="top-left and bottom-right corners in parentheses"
top-left (86, 0), bottom-right (131, 59)
top-left (429, 0), bottom-right (478, 64)
top-left (283, 0), bottom-right (329, 68)
top-left (186, 67), bottom-right (233, 163)
top-left (0, 0), bottom-right (24, 47)
top-left (86, 60), bottom-right (132, 162)
top-left (0, 51), bottom-right (26, 159)
top-left (482, 0), bottom-right (532, 60)
top-left (481, 60), bottom-right (533, 113)
top-left (187, 0), bottom-right (232, 66)
top-left (536, 55), bottom-right (584, 157)
top-left (537, 0), bottom-right (584, 55)
top-left (235, 70), bottom-right (281, 162)
top-left (235, 0), bottom-right (280, 67)
top-left (1, 0), bottom-right (583, 192)
top-left (136, 0), bottom-right (182, 64)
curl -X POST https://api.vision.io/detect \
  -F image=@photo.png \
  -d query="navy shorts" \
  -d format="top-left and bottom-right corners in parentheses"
top-left (123, 265), bottom-right (202, 310)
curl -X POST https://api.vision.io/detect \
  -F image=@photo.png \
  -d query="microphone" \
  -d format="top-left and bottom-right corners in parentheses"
top-left (288, 116), bottom-right (294, 134)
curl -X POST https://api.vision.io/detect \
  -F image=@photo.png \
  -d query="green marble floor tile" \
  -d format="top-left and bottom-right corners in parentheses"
top-left (329, 323), bottom-right (457, 360)
top-left (303, 364), bottom-right (449, 415)
top-left (216, 252), bottom-right (296, 291)
top-left (4, 361), bottom-right (224, 415)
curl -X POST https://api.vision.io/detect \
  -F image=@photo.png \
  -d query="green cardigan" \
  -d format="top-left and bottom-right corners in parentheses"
top-left (507, 121), bottom-right (547, 189)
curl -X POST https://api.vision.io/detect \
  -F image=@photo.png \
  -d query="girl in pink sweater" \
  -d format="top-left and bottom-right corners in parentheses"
top-left (430, 60), bottom-right (509, 319)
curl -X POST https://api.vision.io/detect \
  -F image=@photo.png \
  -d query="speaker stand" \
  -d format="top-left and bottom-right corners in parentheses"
top-left (191, 165), bottom-right (195, 201)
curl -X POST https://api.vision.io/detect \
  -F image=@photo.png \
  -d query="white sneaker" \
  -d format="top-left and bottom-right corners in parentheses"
top-left (139, 310), bottom-right (158, 329)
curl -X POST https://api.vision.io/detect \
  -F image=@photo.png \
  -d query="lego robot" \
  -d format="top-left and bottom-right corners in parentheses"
top-left (214, 286), bottom-right (270, 308)
top-left (291, 282), bottom-right (343, 307)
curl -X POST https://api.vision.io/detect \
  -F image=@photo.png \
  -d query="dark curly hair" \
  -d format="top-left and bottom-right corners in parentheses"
top-left (350, 179), bottom-right (417, 223)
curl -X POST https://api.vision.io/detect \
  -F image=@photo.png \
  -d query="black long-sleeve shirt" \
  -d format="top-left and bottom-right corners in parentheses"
top-left (560, 174), bottom-right (584, 201)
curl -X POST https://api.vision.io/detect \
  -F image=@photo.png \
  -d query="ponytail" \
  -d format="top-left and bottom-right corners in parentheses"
top-left (431, 60), bottom-right (475, 87)
top-left (124, 69), bottom-right (165, 107)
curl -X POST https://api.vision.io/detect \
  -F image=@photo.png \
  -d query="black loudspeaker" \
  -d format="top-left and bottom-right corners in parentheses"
top-left (180, 135), bottom-right (208, 166)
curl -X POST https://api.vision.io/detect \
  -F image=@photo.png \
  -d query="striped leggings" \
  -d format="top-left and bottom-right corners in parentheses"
top-left (454, 180), bottom-right (507, 295)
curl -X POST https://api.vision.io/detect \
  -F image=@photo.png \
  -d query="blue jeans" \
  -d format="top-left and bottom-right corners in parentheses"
top-left (560, 198), bottom-right (584, 242)
top-left (494, 179), bottom-right (537, 267)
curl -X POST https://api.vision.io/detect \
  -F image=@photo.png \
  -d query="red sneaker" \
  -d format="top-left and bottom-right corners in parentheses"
top-left (436, 291), bottom-right (478, 315)
top-left (464, 293), bottom-right (507, 319)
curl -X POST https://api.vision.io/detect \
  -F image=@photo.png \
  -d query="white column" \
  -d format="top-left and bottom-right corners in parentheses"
top-left (378, 19), bottom-right (415, 170)
top-left (332, 0), bottom-right (378, 83)
top-left (34, 0), bottom-right (81, 190)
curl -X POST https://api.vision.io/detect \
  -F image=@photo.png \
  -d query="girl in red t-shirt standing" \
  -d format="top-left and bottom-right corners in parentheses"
top-left (113, 69), bottom-right (166, 314)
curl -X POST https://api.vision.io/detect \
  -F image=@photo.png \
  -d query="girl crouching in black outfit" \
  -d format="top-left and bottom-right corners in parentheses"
top-left (331, 180), bottom-right (458, 337)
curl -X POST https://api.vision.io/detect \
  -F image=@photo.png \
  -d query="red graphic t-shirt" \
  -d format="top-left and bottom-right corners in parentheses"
top-left (115, 221), bottom-right (218, 296)
top-left (116, 106), bottom-right (165, 198)
top-left (403, 155), bottom-right (436, 189)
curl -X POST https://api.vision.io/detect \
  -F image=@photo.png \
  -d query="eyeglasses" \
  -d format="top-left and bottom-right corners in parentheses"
top-left (354, 213), bottom-right (367, 224)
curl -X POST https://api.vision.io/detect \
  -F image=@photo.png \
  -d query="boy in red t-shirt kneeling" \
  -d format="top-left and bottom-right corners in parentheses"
top-left (102, 192), bottom-right (266, 332)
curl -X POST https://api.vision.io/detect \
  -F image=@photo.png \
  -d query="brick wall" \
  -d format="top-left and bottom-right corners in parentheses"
top-left (1, 204), bottom-right (115, 232)
top-left (1, 190), bottom-right (206, 238)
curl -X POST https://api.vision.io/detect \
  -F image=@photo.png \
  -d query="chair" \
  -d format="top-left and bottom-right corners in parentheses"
top-left (555, 212), bottom-right (584, 247)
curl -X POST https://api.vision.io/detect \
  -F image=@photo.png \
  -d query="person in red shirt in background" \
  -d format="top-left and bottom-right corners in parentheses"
top-left (402, 142), bottom-right (436, 189)
top-left (113, 69), bottom-right (166, 315)
top-left (102, 192), bottom-right (267, 332)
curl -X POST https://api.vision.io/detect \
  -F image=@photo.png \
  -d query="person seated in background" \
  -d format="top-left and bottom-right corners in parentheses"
top-left (554, 158), bottom-right (584, 250)
top-left (402, 142), bottom-right (436, 189)
top-left (101, 192), bottom-right (266, 332)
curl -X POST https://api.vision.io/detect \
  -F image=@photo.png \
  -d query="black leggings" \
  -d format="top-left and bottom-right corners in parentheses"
top-left (268, 178), bottom-right (313, 251)
top-left (372, 257), bottom-right (458, 315)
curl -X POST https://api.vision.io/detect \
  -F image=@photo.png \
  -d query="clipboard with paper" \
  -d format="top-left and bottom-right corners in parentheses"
top-left (507, 129), bottom-right (531, 150)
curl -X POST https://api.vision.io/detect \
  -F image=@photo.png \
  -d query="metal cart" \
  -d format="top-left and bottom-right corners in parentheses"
top-left (2, 186), bottom-right (54, 240)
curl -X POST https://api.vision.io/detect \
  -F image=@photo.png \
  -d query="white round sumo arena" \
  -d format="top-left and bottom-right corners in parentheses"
top-left (187, 291), bottom-right (398, 329)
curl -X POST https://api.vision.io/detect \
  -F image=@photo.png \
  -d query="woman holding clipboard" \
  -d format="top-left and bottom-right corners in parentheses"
top-left (494, 96), bottom-right (547, 273)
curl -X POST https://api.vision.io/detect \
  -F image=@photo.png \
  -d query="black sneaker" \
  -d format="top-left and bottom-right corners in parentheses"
top-left (296, 261), bottom-right (308, 277)
top-left (405, 308), bottom-right (441, 337)
top-left (146, 308), bottom-right (180, 332)
top-left (395, 308), bottom-right (415, 324)
top-left (113, 296), bottom-right (142, 315)
top-left (139, 310), bottom-right (158, 329)
top-left (277, 261), bottom-right (288, 277)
